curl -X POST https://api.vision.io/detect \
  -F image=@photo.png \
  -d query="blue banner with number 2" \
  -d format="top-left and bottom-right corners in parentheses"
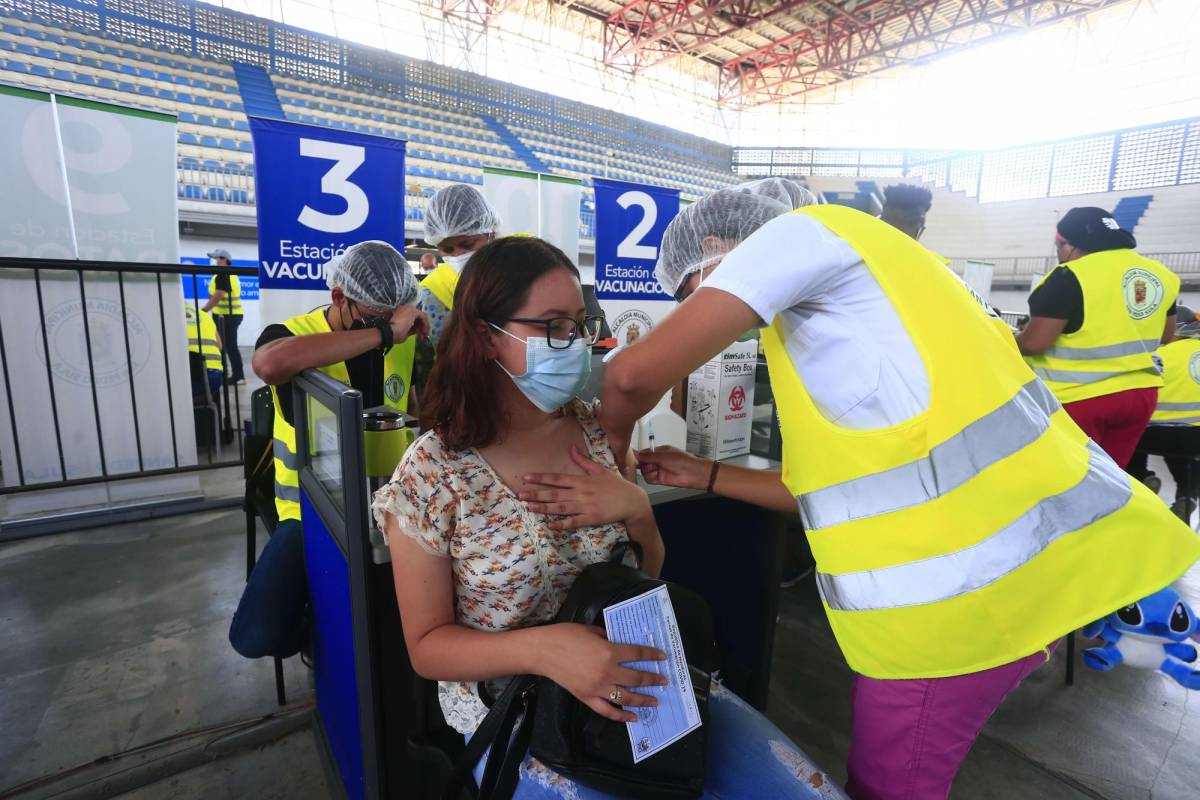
top-left (249, 117), bottom-right (406, 292)
top-left (593, 178), bottom-right (679, 302)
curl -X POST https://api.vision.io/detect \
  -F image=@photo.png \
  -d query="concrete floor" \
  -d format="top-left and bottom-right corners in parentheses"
top-left (2, 458), bottom-right (1199, 799)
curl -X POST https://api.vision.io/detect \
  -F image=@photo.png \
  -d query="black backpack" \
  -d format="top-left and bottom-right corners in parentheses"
top-left (446, 544), bottom-right (717, 800)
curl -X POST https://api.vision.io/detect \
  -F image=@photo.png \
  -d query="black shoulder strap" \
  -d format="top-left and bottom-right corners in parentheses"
top-left (443, 675), bottom-right (538, 800)
top-left (609, 538), bottom-right (644, 567)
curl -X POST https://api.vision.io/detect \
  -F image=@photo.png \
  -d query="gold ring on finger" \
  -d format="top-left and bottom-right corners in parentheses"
top-left (609, 686), bottom-right (623, 704)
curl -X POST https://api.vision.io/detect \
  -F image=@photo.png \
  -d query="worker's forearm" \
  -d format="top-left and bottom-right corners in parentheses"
top-left (202, 289), bottom-right (224, 314)
top-left (254, 329), bottom-right (383, 384)
top-left (712, 464), bottom-right (796, 514)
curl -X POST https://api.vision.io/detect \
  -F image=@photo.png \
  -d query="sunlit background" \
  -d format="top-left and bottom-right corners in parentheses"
top-left (210, 0), bottom-right (1200, 149)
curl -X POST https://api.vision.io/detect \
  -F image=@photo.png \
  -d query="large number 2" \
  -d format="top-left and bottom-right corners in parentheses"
top-left (297, 138), bottom-right (369, 233)
top-left (616, 190), bottom-right (658, 260)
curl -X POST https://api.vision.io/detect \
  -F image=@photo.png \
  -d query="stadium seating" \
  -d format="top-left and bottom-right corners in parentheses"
top-left (0, 12), bottom-right (738, 240)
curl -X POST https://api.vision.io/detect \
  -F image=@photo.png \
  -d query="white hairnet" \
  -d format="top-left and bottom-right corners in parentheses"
top-left (326, 240), bottom-right (417, 309)
top-left (423, 184), bottom-right (502, 246)
top-left (655, 178), bottom-right (818, 297)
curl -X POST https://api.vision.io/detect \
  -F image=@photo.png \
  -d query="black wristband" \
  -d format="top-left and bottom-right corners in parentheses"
top-left (371, 317), bottom-right (394, 353)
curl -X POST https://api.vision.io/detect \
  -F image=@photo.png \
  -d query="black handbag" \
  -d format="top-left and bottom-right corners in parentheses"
top-left (445, 542), bottom-right (717, 800)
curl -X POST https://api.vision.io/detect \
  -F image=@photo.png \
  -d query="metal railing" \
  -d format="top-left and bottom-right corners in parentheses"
top-left (947, 252), bottom-right (1200, 282)
top-left (0, 256), bottom-right (257, 496)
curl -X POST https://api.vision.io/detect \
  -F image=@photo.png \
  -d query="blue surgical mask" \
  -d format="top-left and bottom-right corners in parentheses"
top-left (490, 324), bottom-right (592, 412)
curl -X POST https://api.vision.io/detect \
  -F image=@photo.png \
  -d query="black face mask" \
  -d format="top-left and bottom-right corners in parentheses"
top-left (343, 300), bottom-right (388, 331)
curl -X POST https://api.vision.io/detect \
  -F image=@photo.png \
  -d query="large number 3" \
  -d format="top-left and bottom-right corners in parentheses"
top-left (297, 138), bottom-right (369, 233)
top-left (616, 190), bottom-right (658, 260)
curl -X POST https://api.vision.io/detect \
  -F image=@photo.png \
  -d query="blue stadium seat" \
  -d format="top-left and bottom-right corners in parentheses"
top-left (199, 134), bottom-right (218, 147)
top-left (238, 141), bottom-right (253, 153)
top-left (30, 64), bottom-right (50, 77)
top-left (3, 59), bottom-right (30, 74)
top-left (51, 68), bottom-right (73, 81)
top-left (218, 137), bottom-right (237, 150)
top-left (179, 132), bottom-right (199, 145)
top-left (203, 159), bottom-right (222, 170)
top-left (184, 185), bottom-right (203, 200)
top-left (176, 91), bottom-right (194, 104)
top-left (98, 77), bottom-right (116, 89)
top-left (206, 187), bottom-right (227, 202)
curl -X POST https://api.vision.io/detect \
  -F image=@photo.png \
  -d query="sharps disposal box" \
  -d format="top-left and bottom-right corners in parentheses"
top-left (686, 340), bottom-right (757, 460)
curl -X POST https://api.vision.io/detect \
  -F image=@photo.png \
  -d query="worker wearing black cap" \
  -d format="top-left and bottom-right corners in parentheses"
top-left (1017, 207), bottom-right (1178, 467)
top-left (1129, 305), bottom-right (1200, 519)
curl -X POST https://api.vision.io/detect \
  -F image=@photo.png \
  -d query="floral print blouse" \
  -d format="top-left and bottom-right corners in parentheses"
top-left (370, 399), bottom-right (631, 735)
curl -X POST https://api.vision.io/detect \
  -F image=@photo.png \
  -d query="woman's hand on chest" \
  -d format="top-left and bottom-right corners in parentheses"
top-left (518, 444), bottom-right (653, 531)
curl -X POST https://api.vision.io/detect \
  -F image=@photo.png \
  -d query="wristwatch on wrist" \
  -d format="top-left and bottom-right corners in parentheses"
top-left (370, 317), bottom-right (394, 353)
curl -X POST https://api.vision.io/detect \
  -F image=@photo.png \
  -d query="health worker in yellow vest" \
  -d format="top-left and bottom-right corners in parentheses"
top-left (185, 305), bottom-right (223, 399)
top-left (584, 180), bottom-right (1199, 800)
top-left (201, 247), bottom-right (245, 385)
top-left (415, 183), bottom-right (501, 345)
top-left (228, 241), bottom-right (428, 660)
top-left (1129, 307), bottom-right (1200, 520)
top-left (1017, 208), bottom-right (1178, 468)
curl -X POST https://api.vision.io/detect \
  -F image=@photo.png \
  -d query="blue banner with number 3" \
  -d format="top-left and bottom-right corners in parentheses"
top-left (249, 117), bottom-right (406, 292)
top-left (593, 178), bottom-right (679, 302)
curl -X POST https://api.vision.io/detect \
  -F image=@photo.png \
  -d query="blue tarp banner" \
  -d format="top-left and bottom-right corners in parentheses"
top-left (248, 117), bottom-right (406, 293)
top-left (593, 178), bottom-right (679, 302)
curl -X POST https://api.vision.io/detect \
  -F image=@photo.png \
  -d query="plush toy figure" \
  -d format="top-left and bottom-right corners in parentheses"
top-left (1082, 586), bottom-right (1200, 689)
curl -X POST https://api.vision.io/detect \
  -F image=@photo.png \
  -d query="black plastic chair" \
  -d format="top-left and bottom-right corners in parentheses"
top-left (244, 386), bottom-right (287, 705)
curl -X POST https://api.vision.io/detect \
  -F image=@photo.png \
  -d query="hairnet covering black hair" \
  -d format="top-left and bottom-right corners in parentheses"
top-left (654, 178), bottom-right (816, 297)
top-left (1057, 207), bottom-right (1137, 253)
top-left (325, 240), bottom-right (417, 309)
top-left (423, 183), bottom-right (503, 246)
top-left (882, 184), bottom-right (933, 213)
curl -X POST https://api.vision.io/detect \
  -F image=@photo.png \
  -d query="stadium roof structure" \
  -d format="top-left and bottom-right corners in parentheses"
top-left (557, 0), bottom-right (1133, 107)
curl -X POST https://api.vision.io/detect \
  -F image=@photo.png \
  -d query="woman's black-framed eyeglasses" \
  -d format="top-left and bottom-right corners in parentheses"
top-left (499, 316), bottom-right (605, 349)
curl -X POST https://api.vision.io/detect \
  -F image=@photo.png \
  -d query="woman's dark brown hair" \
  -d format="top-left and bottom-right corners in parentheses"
top-left (419, 236), bottom-right (580, 450)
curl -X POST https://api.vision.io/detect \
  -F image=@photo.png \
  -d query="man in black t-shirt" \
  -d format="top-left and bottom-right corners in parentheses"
top-left (202, 248), bottom-right (245, 384)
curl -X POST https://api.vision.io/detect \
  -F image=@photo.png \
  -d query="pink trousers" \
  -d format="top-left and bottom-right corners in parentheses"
top-left (844, 643), bottom-right (1057, 800)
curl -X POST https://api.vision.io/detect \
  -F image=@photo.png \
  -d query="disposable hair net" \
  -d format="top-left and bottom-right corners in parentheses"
top-left (326, 240), bottom-right (417, 309)
top-left (655, 179), bottom-right (816, 297)
top-left (423, 184), bottom-right (502, 246)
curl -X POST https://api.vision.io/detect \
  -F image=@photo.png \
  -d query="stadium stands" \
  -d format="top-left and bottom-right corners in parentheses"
top-left (804, 176), bottom-right (1200, 282)
top-left (0, 11), bottom-right (738, 241)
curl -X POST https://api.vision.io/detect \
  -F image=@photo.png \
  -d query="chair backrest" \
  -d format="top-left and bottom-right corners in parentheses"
top-left (251, 385), bottom-right (274, 436)
top-left (188, 351), bottom-right (211, 405)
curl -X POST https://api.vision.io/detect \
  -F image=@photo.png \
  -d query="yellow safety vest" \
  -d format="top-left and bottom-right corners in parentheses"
top-left (760, 205), bottom-right (1200, 679)
top-left (185, 307), bottom-right (222, 371)
top-left (208, 274), bottom-right (244, 316)
top-left (271, 307), bottom-right (415, 521)
top-left (1151, 338), bottom-right (1200, 426)
top-left (422, 263), bottom-right (459, 310)
top-left (1025, 251), bottom-right (1177, 404)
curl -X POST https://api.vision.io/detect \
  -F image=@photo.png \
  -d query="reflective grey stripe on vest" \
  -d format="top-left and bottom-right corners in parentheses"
top-left (1045, 339), bottom-right (1159, 360)
top-left (816, 441), bottom-right (1131, 612)
top-left (797, 380), bottom-right (1060, 532)
top-left (273, 438), bottom-right (301, 471)
top-left (274, 481), bottom-right (301, 503)
top-left (1152, 415), bottom-right (1200, 425)
top-left (1030, 365), bottom-right (1160, 385)
top-left (189, 338), bottom-right (220, 350)
top-left (1155, 401), bottom-right (1200, 412)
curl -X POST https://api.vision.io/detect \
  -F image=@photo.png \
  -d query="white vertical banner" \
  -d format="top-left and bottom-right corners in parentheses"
top-left (963, 260), bottom-right (995, 305)
top-left (482, 168), bottom-right (582, 264)
top-left (0, 87), bottom-right (195, 519)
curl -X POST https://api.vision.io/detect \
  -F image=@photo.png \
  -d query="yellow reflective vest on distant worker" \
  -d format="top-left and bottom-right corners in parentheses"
top-left (185, 307), bottom-right (222, 372)
top-left (1151, 338), bottom-right (1200, 427)
top-left (422, 263), bottom-right (459, 310)
top-left (1024, 250), bottom-right (1177, 404)
top-left (759, 204), bottom-right (1200, 680)
top-left (270, 307), bottom-right (415, 522)
top-left (208, 275), bottom-right (243, 316)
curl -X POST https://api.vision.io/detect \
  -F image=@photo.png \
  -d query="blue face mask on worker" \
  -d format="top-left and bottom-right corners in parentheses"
top-left (490, 324), bottom-right (592, 412)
